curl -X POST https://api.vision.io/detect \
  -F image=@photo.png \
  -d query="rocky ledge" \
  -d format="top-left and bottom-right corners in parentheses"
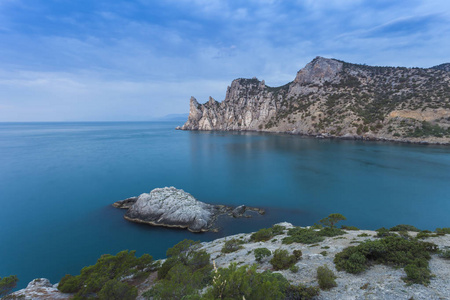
top-left (11, 223), bottom-right (450, 300)
top-left (113, 187), bottom-right (264, 232)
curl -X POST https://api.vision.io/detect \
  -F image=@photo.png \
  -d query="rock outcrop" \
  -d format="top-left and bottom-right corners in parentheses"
top-left (10, 278), bottom-right (71, 299)
top-left (13, 224), bottom-right (450, 299)
top-left (113, 187), bottom-right (264, 232)
top-left (180, 56), bottom-right (450, 145)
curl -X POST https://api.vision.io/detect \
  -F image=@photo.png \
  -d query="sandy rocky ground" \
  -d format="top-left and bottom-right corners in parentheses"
top-left (10, 222), bottom-right (450, 300)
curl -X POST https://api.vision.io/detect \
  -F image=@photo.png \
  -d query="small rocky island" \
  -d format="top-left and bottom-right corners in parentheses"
top-left (113, 187), bottom-right (264, 232)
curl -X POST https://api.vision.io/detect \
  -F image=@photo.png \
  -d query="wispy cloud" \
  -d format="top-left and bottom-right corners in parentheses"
top-left (0, 0), bottom-right (449, 121)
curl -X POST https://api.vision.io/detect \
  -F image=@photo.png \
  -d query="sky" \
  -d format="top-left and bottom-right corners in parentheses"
top-left (0, 0), bottom-right (449, 121)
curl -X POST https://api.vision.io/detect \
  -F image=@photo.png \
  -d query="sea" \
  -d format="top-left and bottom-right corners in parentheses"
top-left (1, 121), bottom-right (449, 289)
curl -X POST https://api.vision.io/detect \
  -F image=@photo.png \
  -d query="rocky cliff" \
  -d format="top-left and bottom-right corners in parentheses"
top-left (180, 57), bottom-right (450, 144)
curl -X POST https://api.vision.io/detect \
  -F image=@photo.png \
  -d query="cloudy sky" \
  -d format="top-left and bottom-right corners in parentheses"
top-left (0, 0), bottom-right (449, 121)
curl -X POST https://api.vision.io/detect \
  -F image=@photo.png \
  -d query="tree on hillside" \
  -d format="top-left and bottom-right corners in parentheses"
top-left (320, 213), bottom-right (346, 228)
top-left (0, 275), bottom-right (18, 297)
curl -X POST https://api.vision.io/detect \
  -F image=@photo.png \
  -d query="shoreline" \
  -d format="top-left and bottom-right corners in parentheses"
top-left (177, 127), bottom-right (450, 146)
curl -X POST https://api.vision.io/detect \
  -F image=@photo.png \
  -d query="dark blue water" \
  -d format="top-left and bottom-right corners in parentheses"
top-left (1, 122), bottom-right (449, 289)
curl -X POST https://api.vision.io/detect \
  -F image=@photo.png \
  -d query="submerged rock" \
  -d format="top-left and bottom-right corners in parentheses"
top-left (113, 187), bottom-right (264, 232)
top-left (112, 197), bottom-right (137, 209)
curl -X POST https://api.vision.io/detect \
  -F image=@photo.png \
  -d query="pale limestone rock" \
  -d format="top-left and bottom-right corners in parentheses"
top-left (179, 56), bottom-right (450, 145)
top-left (114, 187), bottom-right (265, 232)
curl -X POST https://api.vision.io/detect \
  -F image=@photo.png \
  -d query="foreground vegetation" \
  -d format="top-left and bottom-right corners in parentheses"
top-left (4, 215), bottom-right (450, 299)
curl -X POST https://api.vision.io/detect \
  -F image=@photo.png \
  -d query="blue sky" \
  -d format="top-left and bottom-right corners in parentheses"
top-left (0, 0), bottom-right (449, 121)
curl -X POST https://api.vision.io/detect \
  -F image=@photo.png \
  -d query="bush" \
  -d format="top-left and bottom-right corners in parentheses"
top-left (316, 265), bottom-right (337, 290)
top-left (203, 264), bottom-right (289, 300)
top-left (290, 265), bottom-right (299, 273)
top-left (390, 224), bottom-right (420, 232)
top-left (403, 264), bottom-right (433, 286)
top-left (145, 264), bottom-right (206, 299)
top-left (440, 249), bottom-right (450, 259)
top-left (254, 248), bottom-right (271, 262)
top-left (375, 227), bottom-right (396, 238)
top-left (435, 227), bottom-right (450, 235)
top-left (98, 279), bottom-right (137, 300)
top-left (158, 239), bottom-right (210, 279)
top-left (250, 228), bottom-right (273, 242)
top-left (416, 231), bottom-right (434, 239)
top-left (272, 225), bottom-right (286, 235)
top-left (341, 225), bottom-right (360, 231)
top-left (293, 250), bottom-right (303, 260)
top-left (57, 250), bottom-right (156, 298)
top-left (283, 227), bottom-right (324, 245)
top-left (0, 275), bottom-right (18, 297)
top-left (221, 238), bottom-right (244, 253)
top-left (149, 240), bottom-right (212, 300)
top-left (319, 227), bottom-right (346, 237)
top-left (270, 249), bottom-right (299, 270)
top-left (250, 225), bottom-right (285, 242)
top-left (284, 284), bottom-right (320, 300)
top-left (334, 236), bottom-right (437, 285)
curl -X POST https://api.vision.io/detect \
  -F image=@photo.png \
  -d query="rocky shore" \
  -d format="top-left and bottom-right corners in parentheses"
top-left (10, 222), bottom-right (450, 300)
top-left (179, 57), bottom-right (450, 145)
top-left (113, 187), bottom-right (264, 232)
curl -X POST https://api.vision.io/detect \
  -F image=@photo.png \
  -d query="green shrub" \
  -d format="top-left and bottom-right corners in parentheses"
top-left (293, 250), bottom-right (303, 260)
top-left (289, 265), bottom-right (299, 273)
top-left (311, 223), bottom-right (323, 229)
top-left (416, 231), bottom-right (433, 239)
top-left (375, 227), bottom-right (396, 238)
top-left (57, 250), bottom-right (156, 298)
top-left (357, 233), bottom-right (370, 237)
top-left (435, 227), bottom-right (450, 235)
top-left (146, 263), bottom-right (207, 300)
top-left (319, 227), bottom-right (346, 237)
top-left (316, 265), bottom-right (337, 290)
top-left (270, 249), bottom-right (299, 270)
top-left (334, 236), bottom-right (437, 285)
top-left (0, 275), bottom-right (18, 297)
top-left (272, 225), bottom-right (286, 235)
top-left (98, 279), bottom-right (137, 300)
top-left (203, 264), bottom-right (289, 300)
top-left (149, 240), bottom-right (212, 300)
top-left (320, 213), bottom-right (346, 228)
top-left (221, 238), bottom-right (244, 253)
top-left (440, 249), bottom-right (450, 259)
top-left (390, 224), bottom-right (420, 232)
top-left (284, 284), bottom-right (320, 300)
top-left (250, 225), bottom-right (285, 242)
top-left (283, 227), bottom-right (324, 245)
top-left (158, 239), bottom-right (210, 280)
top-left (341, 225), bottom-right (360, 231)
top-left (403, 264), bottom-right (433, 286)
top-left (254, 248), bottom-right (271, 262)
top-left (250, 228), bottom-right (274, 242)
top-left (320, 251), bottom-right (328, 256)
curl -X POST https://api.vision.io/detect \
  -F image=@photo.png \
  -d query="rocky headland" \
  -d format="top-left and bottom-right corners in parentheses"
top-left (113, 187), bottom-right (264, 232)
top-left (10, 222), bottom-right (450, 299)
top-left (179, 57), bottom-right (450, 145)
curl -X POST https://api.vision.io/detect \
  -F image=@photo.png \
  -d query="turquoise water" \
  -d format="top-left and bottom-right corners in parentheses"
top-left (1, 122), bottom-right (449, 289)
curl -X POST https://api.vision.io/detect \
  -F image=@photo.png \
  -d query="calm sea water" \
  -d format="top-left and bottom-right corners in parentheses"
top-left (1, 122), bottom-right (449, 289)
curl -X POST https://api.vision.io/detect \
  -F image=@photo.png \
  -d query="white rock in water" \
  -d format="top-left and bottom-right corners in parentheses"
top-left (125, 187), bottom-right (214, 232)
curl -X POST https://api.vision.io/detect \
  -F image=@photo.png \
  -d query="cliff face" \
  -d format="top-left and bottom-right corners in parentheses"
top-left (181, 57), bottom-right (450, 144)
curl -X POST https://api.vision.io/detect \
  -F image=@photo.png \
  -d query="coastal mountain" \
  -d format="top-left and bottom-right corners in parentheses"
top-left (180, 57), bottom-right (450, 144)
